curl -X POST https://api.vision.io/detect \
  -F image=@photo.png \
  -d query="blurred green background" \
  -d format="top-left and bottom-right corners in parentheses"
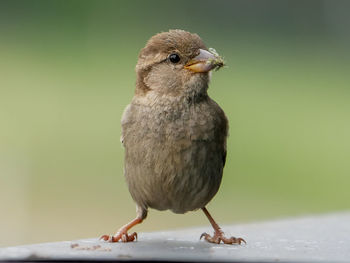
top-left (1, 0), bottom-right (349, 247)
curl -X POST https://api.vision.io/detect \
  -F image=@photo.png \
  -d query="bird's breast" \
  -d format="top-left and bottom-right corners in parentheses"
top-left (122, 97), bottom-right (227, 213)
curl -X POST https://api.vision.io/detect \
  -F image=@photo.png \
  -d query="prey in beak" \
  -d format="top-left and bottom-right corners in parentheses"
top-left (184, 48), bottom-right (225, 73)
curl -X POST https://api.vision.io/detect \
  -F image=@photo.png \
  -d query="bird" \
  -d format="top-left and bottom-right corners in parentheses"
top-left (100, 29), bottom-right (245, 245)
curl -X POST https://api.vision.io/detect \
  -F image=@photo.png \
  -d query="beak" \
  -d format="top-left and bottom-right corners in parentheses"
top-left (184, 48), bottom-right (224, 73)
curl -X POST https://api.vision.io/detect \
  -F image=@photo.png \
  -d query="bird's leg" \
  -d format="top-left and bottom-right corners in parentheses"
top-left (100, 206), bottom-right (147, 243)
top-left (200, 207), bottom-right (246, 245)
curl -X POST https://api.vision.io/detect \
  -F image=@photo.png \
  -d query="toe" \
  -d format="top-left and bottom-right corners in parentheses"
top-left (222, 236), bottom-right (246, 245)
top-left (120, 232), bottom-right (138, 242)
top-left (99, 235), bottom-right (111, 241)
top-left (121, 234), bottom-right (128, 242)
top-left (200, 233), bottom-right (220, 244)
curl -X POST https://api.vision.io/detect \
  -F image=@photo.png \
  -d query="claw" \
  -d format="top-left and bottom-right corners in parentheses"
top-left (200, 232), bottom-right (208, 240)
top-left (130, 232), bottom-right (138, 241)
top-left (99, 235), bottom-right (111, 242)
top-left (237, 237), bottom-right (246, 245)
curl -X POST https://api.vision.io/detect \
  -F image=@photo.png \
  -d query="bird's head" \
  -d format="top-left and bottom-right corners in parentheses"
top-left (135, 29), bottom-right (224, 97)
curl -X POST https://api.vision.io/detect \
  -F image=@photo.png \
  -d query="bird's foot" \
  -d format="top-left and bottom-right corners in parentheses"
top-left (200, 231), bottom-right (246, 245)
top-left (100, 216), bottom-right (143, 243)
top-left (100, 231), bottom-right (137, 243)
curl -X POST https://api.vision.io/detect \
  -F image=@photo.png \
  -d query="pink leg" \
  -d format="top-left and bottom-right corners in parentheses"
top-left (100, 206), bottom-right (147, 243)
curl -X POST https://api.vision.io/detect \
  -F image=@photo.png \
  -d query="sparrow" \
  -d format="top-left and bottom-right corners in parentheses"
top-left (101, 29), bottom-right (245, 245)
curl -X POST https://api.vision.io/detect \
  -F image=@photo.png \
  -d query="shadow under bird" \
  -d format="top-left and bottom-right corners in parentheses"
top-left (101, 29), bottom-right (245, 245)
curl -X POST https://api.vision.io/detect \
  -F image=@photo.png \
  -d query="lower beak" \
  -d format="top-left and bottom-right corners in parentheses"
top-left (184, 49), bottom-right (224, 73)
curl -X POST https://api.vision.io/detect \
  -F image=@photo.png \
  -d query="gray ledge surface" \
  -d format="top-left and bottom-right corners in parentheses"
top-left (1, 212), bottom-right (350, 262)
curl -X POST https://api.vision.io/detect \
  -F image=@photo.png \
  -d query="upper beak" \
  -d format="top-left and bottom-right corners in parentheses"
top-left (184, 48), bottom-right (224, 73)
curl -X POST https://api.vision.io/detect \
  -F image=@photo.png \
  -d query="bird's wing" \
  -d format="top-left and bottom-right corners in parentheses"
top-left (121, 104), bottom-right (133, 148)
top-left (222, 149), bottom-right (227, 167)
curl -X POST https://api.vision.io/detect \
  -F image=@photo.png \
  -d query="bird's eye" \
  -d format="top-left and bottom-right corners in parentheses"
top-left (169, 53), bottom-right (180, 63)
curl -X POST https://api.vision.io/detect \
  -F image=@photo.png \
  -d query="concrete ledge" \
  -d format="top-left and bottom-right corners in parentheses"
top-left (1, 212), bottom-right (349, 262)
